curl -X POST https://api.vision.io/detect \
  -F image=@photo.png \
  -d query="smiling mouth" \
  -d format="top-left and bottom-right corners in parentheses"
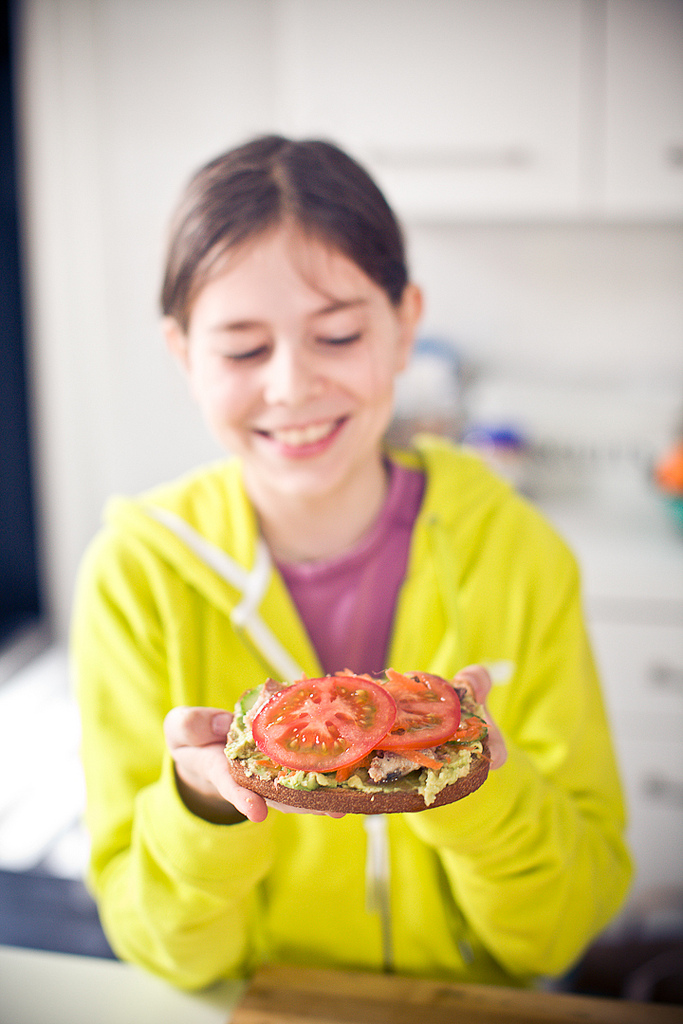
top-left (257, 418), bottom-right (345, 449)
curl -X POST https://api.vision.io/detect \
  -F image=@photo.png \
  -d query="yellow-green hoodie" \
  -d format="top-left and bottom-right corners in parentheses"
top-left (72, 436), bottom-right (631, 990)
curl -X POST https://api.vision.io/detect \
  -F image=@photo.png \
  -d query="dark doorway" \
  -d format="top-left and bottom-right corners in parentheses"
top-left (0, 0), bottom-right (42, 650)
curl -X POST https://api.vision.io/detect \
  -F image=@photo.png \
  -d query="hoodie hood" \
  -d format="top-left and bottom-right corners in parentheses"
top-left (102, 438), bottom-right (513, 682)
top-left (103, 458), bottom-right (311, 681)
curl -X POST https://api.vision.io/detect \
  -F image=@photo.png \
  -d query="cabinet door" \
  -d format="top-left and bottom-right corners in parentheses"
top-left (590, 619), bottom-right (683, 898)
top-left (603, 0), bottom-right (683, 217)
top-left (274, 0), bottom-right (585, 219)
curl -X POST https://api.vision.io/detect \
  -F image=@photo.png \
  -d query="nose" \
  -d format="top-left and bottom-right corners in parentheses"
top-left (262, 341), bottom-right (322, 406)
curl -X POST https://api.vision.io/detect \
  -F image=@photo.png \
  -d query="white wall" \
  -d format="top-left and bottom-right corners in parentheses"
top-left (15, 0), bottom-right (683, 639)
top-left (409, 223), bottom-right (683, 386)
top-left (17, 0), bottom-right (278, 638)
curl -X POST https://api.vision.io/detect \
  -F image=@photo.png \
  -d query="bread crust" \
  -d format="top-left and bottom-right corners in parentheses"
top-left (227, 741), bottom-right (490, 814)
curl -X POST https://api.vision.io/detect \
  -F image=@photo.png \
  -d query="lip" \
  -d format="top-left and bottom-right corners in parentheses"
top-left (254, 417), bottom-right (347, 458)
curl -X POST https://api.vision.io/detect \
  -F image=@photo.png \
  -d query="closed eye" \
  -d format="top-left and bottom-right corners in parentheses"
top-left (318, 332), bottom-right (362, 346)
top-left (223, 344), bottom-right (270, 362)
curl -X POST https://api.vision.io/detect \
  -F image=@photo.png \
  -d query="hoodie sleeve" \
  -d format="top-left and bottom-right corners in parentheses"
top-left (72, 527), bottom-right (275, 989)
top-left (404, 523), bottom-right (632, 981)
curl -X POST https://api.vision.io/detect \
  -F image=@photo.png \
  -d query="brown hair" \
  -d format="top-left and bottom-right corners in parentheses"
top-left (160, 135), bottom-right (409, 331)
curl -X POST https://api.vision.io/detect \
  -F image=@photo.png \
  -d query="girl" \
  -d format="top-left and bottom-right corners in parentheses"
top-left (72, 135), bottom-right (631, 990)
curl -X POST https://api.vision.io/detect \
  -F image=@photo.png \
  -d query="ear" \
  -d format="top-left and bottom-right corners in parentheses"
top-left (396, 282), bottom-right (423, 372)
top-left (162, 316), bottom-right (191, 374)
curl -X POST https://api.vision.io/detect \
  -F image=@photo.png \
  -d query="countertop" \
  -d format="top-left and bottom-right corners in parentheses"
top-left (0, 944), bottom-right (242, 1024)
top-left (2, 947), bottom-right (682, 1023)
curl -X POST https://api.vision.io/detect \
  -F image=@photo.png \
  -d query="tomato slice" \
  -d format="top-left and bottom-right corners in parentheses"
top-left (375, 670), bottom-right (461, 750)
top-left (251, 674), bottom-right (397, 772)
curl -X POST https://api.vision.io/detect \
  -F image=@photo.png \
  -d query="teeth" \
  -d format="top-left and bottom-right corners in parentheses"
top-left (270, 421), bottom-right (337, 447)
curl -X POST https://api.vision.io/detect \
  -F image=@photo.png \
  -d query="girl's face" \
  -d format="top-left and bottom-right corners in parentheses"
top-left (164, 225), bottom-right (421, 512)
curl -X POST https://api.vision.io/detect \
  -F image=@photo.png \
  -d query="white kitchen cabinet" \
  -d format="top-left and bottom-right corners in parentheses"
top-left (274, 0), bottom-right (586, 220)
top-left (540, 485), bottom-right (683, 915)
top-left (602, 0), bottom-right (683, 218)
top-left (273, 0), bottom-right (683, 221)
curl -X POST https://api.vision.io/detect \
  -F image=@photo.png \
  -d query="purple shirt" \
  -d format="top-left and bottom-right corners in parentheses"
top-left (276, 462), bottom-right (425, 675)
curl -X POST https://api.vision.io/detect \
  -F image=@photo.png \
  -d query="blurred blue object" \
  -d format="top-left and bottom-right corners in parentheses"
top-left (462, 425), bottom-right (528, 450)
top-left (462, 423), bottom-right (531, 492)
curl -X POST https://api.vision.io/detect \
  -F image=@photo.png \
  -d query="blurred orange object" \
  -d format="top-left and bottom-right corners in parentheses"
top-left (655, 441), bottom-right (683, 495)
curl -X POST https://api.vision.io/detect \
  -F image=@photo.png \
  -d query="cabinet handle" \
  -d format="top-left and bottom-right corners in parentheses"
top-left (368, 146), bottom-right (533, 170)
top-left (647, 662), bottom-right (683, 694)
top-left (642, 776), bottom-right (683, 807)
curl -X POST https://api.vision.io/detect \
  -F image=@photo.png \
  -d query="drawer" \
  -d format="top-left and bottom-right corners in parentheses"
top-left (614, 737), bottom-right (683, 898)
top-left (589, 621), bottom-right (683, 740)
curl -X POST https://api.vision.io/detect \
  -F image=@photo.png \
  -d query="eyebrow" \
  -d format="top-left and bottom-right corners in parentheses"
top-left (208, 319), bottom-right (264, 334)
top-left (314, 297), bottom-right (368, 316)
top-left (208, 298), bottom-right (368, 334)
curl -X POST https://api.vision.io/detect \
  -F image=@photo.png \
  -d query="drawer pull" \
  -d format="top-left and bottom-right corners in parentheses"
top-left (642, 776), bottom-right (683, 807)
top-left (647, 662), bottom-right (683, 694)
top-left (368, 146), bottom-right (533, 170)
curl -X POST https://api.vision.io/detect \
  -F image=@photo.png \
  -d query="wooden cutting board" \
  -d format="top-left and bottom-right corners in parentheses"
top-left (230, 965), bottom-right (683, 1023)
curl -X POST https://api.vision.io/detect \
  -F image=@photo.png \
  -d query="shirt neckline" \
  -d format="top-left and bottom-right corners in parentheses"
top-left (276, 461), bottom-right (425, 581)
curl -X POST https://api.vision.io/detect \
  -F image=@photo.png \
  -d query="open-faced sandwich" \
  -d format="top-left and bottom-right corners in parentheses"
top-left (224, 669), bottom-right (490, 813)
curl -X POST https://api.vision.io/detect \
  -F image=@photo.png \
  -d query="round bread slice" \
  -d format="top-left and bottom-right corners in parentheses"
top-left (227, 741), bottom-right (490, 814)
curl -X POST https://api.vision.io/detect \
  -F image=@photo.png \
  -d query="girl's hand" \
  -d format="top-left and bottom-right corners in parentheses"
top-left (164, 706), bottom-right (268, 823)
top-left (164, 706), bottom-right (346, 823)
top-left (453, 665), bottom-right (508, 770)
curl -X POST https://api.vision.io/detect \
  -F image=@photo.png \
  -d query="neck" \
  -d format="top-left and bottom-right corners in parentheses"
top-left (249, 457), bottom-right (391, 564)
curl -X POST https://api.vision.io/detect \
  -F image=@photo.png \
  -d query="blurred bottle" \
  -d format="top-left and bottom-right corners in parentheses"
top-left (388, 337), bottom-right (463, 447)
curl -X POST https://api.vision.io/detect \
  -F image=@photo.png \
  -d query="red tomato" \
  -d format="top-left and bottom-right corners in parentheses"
top-left (251, 674), bottom-right (397, 772)
top-left (375, 670), bottom-right (461, 750)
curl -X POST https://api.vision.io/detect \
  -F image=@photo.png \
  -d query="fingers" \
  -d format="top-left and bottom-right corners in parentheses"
top-left (165, 709), bottom-right (344, 819)
top-left (453, 665), bottom-right (508, 771)
top-left (453, 665), bottom-right (492, 705)
top-left (164, 706), bottom-right (233, 752)
top-left (211, 762), bottom-right (269, 823)
top-left (486, 725), bottom-right (508, 771)
top-left (165, 706), bottom-right (269, 824)
top-left (183, 742), bottom-right (270, 824)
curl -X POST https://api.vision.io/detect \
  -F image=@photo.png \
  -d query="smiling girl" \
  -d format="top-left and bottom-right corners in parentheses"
top-left (72, 136), bottom-right (630, 991)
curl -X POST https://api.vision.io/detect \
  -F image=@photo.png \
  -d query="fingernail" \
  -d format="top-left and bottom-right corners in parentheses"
top-left (212, 713), bottom-right (231, 738)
